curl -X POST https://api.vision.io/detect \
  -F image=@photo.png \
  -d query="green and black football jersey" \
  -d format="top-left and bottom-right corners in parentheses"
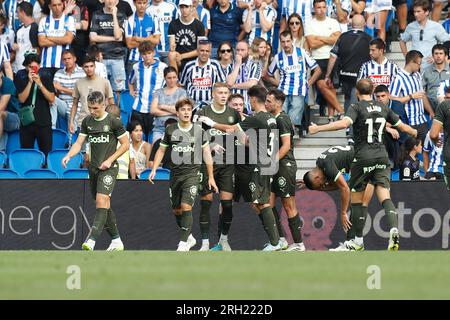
top-left (316, 145), bottom-right (355, 183)
top-left (275, 111), bottom-right (295, 163)
top-left (344, 100), bottom-right (400, 159)
top-left (435, 100), bottom-right (450, 162)
top-left (80, 113), bottom-right (127, 168)
top-left (194, 103), bottom-right (240, 164)
top-left (160, 122), bottom-right (208, 176)
top-left (234, 114), bottom-right (254, 172)
top-left (237, 111), bottom-right (278, 167)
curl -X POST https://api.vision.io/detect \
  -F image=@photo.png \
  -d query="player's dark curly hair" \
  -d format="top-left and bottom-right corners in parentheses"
top-left (303, 171), bottom-right (314, 190)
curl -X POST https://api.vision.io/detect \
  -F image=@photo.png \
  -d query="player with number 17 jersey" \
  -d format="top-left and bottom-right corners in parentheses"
top-left (343, 100), bottom-right (401, 191)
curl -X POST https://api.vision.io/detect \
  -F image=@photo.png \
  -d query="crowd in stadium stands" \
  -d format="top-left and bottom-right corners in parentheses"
top-left (0, 0), bottom-right (446, 180)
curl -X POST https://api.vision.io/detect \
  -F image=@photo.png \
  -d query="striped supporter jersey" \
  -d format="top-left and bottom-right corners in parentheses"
top-left (125, 13), bottom-right (159, 62)
top-left (38, 14), bottom-right (76, 68)
top-left (231, 58), bottom-right (262, 114)
top-left (180, 58), bottom-right (226, 104)
top-left (423, 132), bottom-right (444, 173)
top-left (146, 1), bottom-right (178, 53)
top-left (358, 58), bottom-right (399, 88)
top-left (268, 46), bottom-right (318, 96)
top-left (242, 5), bottom-right (277, 45)
top-left (389, 69), bottom-right (427, 126)
top-left (282, 0), bottom-right (313, 24)
top-left (129, 60), bottom-right (167, 113)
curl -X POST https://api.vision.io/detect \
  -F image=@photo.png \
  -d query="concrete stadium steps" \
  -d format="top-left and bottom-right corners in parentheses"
top-left (292, 37), bottom-right (408, 177)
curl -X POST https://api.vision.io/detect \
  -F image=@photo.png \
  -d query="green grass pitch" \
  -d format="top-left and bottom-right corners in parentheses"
top-left (0, 251), bottom-right (449, 299)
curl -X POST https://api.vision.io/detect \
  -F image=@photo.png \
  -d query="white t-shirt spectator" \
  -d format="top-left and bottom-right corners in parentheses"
top-left (305, 16), bottom-right (340, 60)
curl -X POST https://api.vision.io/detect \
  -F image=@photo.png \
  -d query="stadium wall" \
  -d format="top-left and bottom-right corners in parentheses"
top-left (0, 180), bottom-right (448, 250)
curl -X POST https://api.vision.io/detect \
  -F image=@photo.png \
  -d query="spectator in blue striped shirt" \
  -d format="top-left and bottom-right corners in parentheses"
top-left (390, 50), bottom-right (435, 144)
top-left (423, 130), bottom-right (444, 179)
top-left (129, 41), bottom-right (167, 138)
top-left (38, 0), bottom-right (76, 75)
top-left (0, 39), bottom-right (13, 80)
top-left (267, 31), bottom-right (321, 134)
top-left (193, 0), bottom-right (211, 36)
top-left (226, 40), bottom-right (262, 113)
top-left (180, 40), bottom-right (226, 106)
top-left (279, 0), bottom-right (313, 34)
top-left (2, 0), bottom-right (37, 33)
top-left (125, 0), bottom-right (161, 78)
top-left (243, 0), bottom-right (277, 45)
top-left (146, 0), bottom-right (179, 64)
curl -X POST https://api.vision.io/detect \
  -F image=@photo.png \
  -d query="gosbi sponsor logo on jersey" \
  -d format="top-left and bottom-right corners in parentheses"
top-left (369, 74), bottom-right (390, 86)
top-left (193, 77), bottom-right (212, 88)
top-left (209, 128), bottom-right (229, 136)
top-left (172, 144), bottom-right (195, 152)
top-left (89, 135), bottom-right (110, 144)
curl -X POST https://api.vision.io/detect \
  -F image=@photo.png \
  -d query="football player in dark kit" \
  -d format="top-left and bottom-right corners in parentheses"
top-left (430, 99), bottom-right (450, 195)
top-left (309, 79), bottom-right (417, 251)
top-left (62, 91), bottom-right (130, 251)
top-left (302, 145), bottom-right (375, 251)
top-left (265, 88), bottom-right (305, 251)
top-left (149, 98), bottom-right (218, 251)
top-left (197, 85), bottom-right (282, 251)
top-left (193, 82), bottom-right (240, 251)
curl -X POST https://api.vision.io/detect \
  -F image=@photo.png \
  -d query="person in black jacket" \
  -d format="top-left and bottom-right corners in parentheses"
top-left (14, 53), bottom-right (55, 156)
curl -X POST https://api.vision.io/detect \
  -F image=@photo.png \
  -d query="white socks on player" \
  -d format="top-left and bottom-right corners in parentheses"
top-left (354, 237), bottom-right (364, 246)
top-left (219, 234), bottom-right (228, 242)
top-left (112, 237), bottom-right (122, 244)
top-left (86, 239), bottom-right (96, 249)
top-left (202, 239), bottom-right (209, 246)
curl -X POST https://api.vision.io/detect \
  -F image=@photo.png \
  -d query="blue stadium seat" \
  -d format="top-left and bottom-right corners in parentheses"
top-left (342, 172), bottom-right (350, 181)
top-left (139, 168), bottom-right (170, 181)
top-left (24, 169), bottom-right (58, 179)
top-left (0, 151), bottom-right (6, 168)
top-left (9, 149), bottom-right (45, 177)
top-left (62, 168), bottom-right (89, 179)
top-left (0, 169), bottom-right (20, 179)
top-left (52, 128), bottom-right (69, 150)
top-left (47, 149), bottom-right (82, 177)
top-left (391, 169), bottom-right (400, 181)
top-left (6, 130), bottom-right (20, 154)
top-left (120, 90), bottom-right (134, 114)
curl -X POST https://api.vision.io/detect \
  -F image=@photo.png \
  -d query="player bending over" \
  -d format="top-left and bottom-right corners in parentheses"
top-left (309, 79), bottom-right (417, 251)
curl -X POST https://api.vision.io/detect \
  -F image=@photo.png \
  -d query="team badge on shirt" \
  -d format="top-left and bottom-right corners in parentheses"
top-left (103, 125), bottom-right (110, 132)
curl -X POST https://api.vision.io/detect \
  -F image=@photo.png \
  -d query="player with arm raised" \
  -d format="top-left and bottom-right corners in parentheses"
top-left (197, 85), bottom-right (281, 251)
top-left (309, 79), bottom-right (417, 251)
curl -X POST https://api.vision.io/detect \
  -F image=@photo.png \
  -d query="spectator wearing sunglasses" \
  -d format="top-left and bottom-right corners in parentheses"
top-left (286, 13), bottom-right (308, 51)
top-left (216, 41), bottom-right (234, 76)
top-left (400, 0), bottom-right (450, 71)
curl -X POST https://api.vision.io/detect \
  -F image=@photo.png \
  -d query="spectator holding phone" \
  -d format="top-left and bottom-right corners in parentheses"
top-left (14, 52), bottom-right (55, 156)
